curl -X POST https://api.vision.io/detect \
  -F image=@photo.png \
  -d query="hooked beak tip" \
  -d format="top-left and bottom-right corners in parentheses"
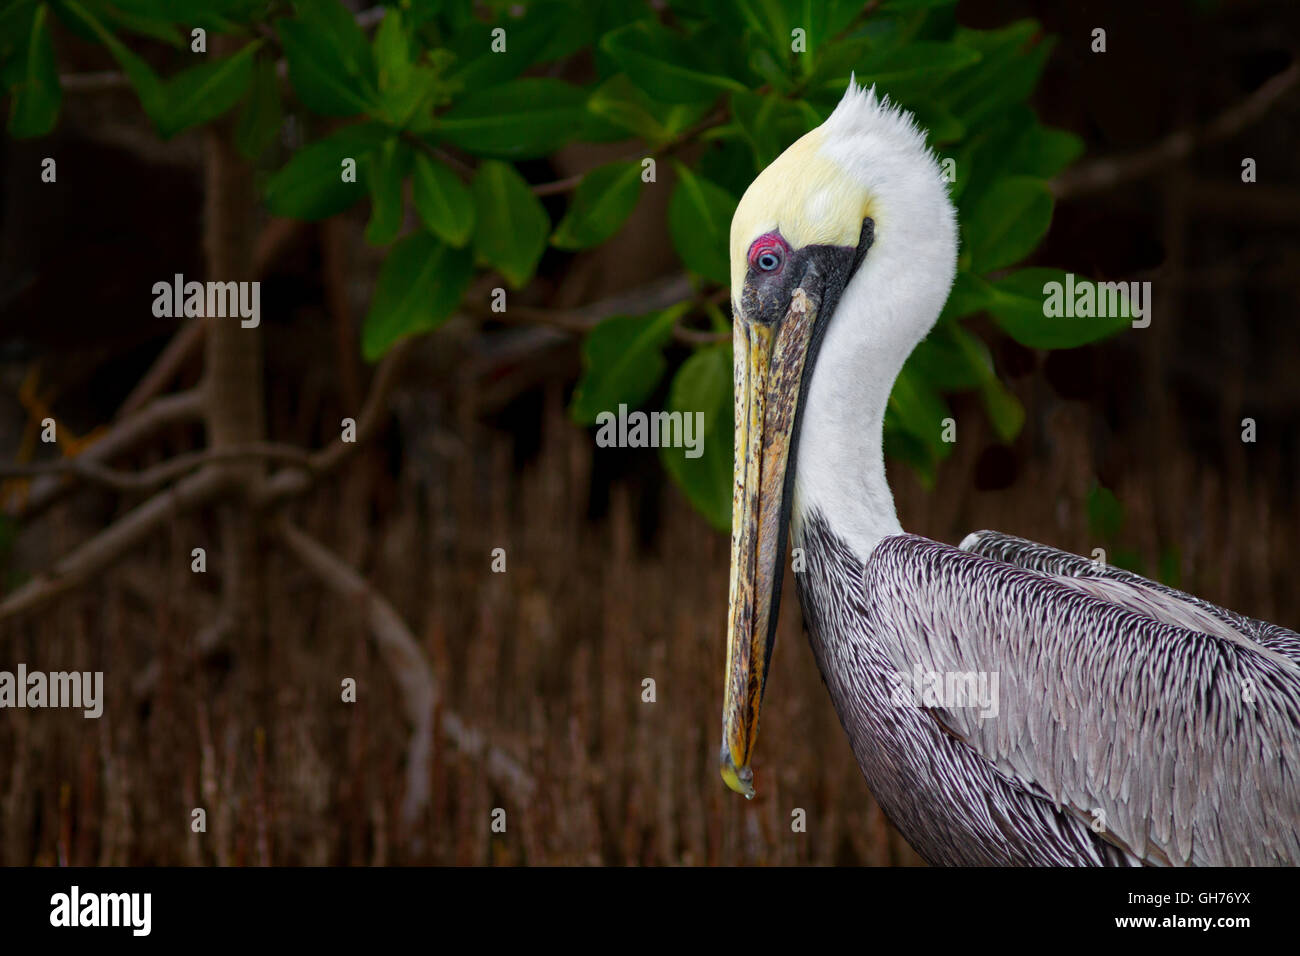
top-left (720, 747), bottom-right (756, 799)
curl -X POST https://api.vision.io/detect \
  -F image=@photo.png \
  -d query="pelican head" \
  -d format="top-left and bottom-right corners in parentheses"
top-left (720, 81), bottom-right (958, 797)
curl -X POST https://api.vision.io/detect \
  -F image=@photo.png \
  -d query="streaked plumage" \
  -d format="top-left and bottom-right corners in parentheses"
top-left (796, 517), bottom-right (1300, 865)
top-left (719, 81), bottom-right (1300, 866)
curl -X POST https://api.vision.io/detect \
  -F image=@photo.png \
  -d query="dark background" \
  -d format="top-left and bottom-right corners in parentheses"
top-left (1, 0), bottom-right (1297, 864)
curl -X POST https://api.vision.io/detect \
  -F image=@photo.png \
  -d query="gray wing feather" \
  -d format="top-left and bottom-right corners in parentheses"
top-left (868, 535), bottom-right (1300, 866)
top-left (961, 530), bottom-right (1300, 663)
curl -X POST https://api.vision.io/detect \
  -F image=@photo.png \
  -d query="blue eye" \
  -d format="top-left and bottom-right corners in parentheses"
top-left (757, 251), bottom-right (780, 271)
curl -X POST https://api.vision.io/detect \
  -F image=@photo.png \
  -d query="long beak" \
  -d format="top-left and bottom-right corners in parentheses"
top-left (720, 282), bottom-right (821, 797)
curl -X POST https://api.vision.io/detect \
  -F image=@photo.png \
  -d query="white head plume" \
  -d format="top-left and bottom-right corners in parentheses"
top-left (730, 79), bottom-right (960, 559)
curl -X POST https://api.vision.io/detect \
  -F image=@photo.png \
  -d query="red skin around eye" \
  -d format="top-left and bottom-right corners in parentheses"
top-left (747, 232), bottom-right (789, 268)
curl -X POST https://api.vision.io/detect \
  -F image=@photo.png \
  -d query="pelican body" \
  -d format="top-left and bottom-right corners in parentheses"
top-left (719, 82), bottom-right (1300, 866)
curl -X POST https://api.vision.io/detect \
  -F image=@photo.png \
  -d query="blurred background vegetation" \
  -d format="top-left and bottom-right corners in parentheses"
top-left (0, 0), bottom-right (1297, 864)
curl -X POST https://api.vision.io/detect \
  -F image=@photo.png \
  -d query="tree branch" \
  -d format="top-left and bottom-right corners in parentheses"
top-left (529, 107), bottom-right (729, 195)
top-left (257, 336), bottom-right (416, 507)
top-left (404, 107), bottom-right (729, 197)
top-left (8, 388), bottom-right (205, 519)
top-left (0, 442), bottom-right (314, 493)
top-left (276, 521), bottom-right (535, 826)
top-left (5, 330), bottom-right (413, 621)
top-left (0, 465), bottom-right (233, 623)
top-left (116, 322), bottom-right (206, 420)
top-left (465, 272), bottom-right (730, 343)
top-left (1053, 61), bottom-right (1300, 199)
top-left (115, 218), bottom-right (300, 421)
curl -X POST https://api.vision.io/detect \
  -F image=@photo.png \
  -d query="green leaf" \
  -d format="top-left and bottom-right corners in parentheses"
top-left (364, 137), bottom-right (410, 246)
top-left (278, 3), bottom-right (378, 117)
top-left (660, 344), bottom-right (733, 531)
top-left (0, 1), bottom-right (40, 69)
top-left (551, 161), bottom-right (642, 250)
top-left (1111, 549), bottom-right (1146, 575)
top-left (98, 0), bottom-right (184, 47)
top-left (909, 320), bottom-right (1024, 442)
top-left (447, 4), bottom-right (570, 90)
top-left (1158, 547), bottom-right (1181, 588)
top-left (938, 271), bottom-right (997, 322)
top-left (104, 0), bottom-right (201, 19)
top-left (804, 35), bottom-right (871, 92)
top-left (730, 91), bottom-right (821, 169)
top-left (471, 159), bottom-right (549, 288)
top-left (601, 20), bottom-right (746, 104)
top-left (7, 5), bottom-right (61, 139)
top-left (373, 7), bottom-right (411, 87)
top-left (944, 20), bottom-right (1052, 129)
top-left (586, 74), bottom-right (662, 145)
top-left (881, 0), bottom-right (958, 9)
top-left (689, 19), bottom-right (760, 88)
top-left (60, 0), bottom-right (164, 117)
top-left (151, 0), bottom-right (253, 34)
top-left (748, 43), bottom-right (793, 94)
top-left (883, 423), bottom-right (936, 486)
top-left (570, 306), bottom-right (685, 425)
top-left (696, 135), bottom-right (759, 199)
top-left (154, 40), bottom-right (260, 139)
top-left (412, 152), bottom-right (474, 247)
top-left (727, 0), bottom-right (855, 78)
top-left (818, 42), bottom-right (980, 93)
top-left (945, 104), bottom-right (1032, 207)
top-left (907, 322), bottom-right (994, 391)
top-left (1087, 482), bottom-right (1124, 539)
top-left (956, 106), bottom-right (1083, 203)
top-left (979, 378), bottom-right (1024, 442)
top-left (988, 268), bottom-right (1134, 349)
top-left (587, 74), bottom-right (713, 147)
top-left (730, 0), bottom-right (798, 66)
top-left (1004, 121), bottom-right (1084, 179)
top-left (796, 0), bottom-right (867, 70)
top-left (372, 8), bottom-right (438, 127)
top-left (293, 0), bottom-right (372, 69)
top-left (668, 164), bottom-right (736, 285)
top-left (887, 364), bottom-right (953, 460)
top-left (586, 74), bottom-right (663, 141)
top-left (379, 66), bottom-right (439, 129)
top-left (534, 1), bottom-right (599, 62)
top-left (235, 52), bottom-right (283, 160)
top-left (906, 98), bottom-right (964, 145)
top-left (362, 232), bottom-right (473, 361)
top-left (264, 122), bottom-right (388, 220)
top-left (436, 79), bottom-right (587, 159)
top-left (963, 175), bottom-right (1052, 273)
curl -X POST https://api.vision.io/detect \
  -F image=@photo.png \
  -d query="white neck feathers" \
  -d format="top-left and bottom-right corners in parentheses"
top-left (790, 89), bottom-right (958, 561)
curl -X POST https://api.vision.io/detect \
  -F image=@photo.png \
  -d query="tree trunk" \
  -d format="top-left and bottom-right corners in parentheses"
top-left (202, 33), bottom-right (265, 647)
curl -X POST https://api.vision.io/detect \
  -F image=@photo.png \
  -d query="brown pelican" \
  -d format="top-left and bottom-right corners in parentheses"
top-left (719, 81), bottom-right (1300, 866)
